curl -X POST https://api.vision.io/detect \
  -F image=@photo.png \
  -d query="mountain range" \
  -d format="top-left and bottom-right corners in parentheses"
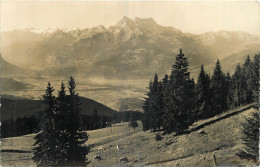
top-left (1, 16), bottom-right (259, 79)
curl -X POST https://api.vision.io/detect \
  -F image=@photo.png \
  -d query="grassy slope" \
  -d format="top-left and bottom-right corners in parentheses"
top-left (1, 105), bottom-right (258, 166)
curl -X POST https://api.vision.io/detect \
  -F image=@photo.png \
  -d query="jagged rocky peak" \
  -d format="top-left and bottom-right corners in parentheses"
top-left (117, 16), bottom-right (135, 27)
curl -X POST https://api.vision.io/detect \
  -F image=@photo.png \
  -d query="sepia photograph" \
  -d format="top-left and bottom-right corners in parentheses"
top-left (0, 1), bottom-right (259, 166)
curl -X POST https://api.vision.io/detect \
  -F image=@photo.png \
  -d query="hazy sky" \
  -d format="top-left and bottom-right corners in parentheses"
top-left (1, 1), bottom-right (260, 35)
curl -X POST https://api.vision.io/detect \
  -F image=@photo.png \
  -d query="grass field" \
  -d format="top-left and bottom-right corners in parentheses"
top-left (1, 105), bottom-right (258, 166)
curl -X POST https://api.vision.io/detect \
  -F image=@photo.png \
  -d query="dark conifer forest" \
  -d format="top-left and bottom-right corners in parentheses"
top-left (142, 49), bottom-right (259, 134)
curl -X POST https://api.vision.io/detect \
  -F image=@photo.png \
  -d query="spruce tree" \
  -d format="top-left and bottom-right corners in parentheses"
top-left (210, 60), bottom-right (227, 115)
top-left (195, 65), bottom-right (211, 120)
top-left (56, 82), bottom-right (69, 130)
top-left (232, 64), bottom-right (242, 108)
top-left (66, 77), bottom-right (89, 165)
top-left (142, 74), bottom-right (164, 132)
top-left (226, 72), bottom-right (232, 109)
top-left (163, 49), bottom-right (195, 133)
top-left (150, 74), bottom-right (160, 131)
top-left (55, 82), bottom-right (70, 163)
top-left (33, 82), bottom-right (60, 166)
top-left (161, 74), bottom-right (169, 130)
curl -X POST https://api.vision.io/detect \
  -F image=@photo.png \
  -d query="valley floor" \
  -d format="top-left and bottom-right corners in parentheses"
top-left (1, 105), bottom-right (258, 166)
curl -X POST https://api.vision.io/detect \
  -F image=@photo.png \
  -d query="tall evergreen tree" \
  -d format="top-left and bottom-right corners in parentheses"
top-left (56, 82), bottom-right (69, 130)
top-left (195, 65), bottom-right (211, 120)
top-left (226, 72), bottom-right (233, 109)
top-left (142, 74), bottom-right (164, 132)
top-left (242, 55), bottom-right (253, 104)
top-left (163, 49), bottom-right (195, 133)
top-left (161, 74), bottom-right (169, 130)
top-left (232, 64), bottom-right (242, 107)
top-left (66, 77), bottom-right (89, 165)
top-left (33, 82), bottom-right (60, 166)
top-left (210, 60), bottom-right (227, 115)
top-left (55, 82), bottom-right (71, 163)
top-left (150, 74), bottom-right (160, 131)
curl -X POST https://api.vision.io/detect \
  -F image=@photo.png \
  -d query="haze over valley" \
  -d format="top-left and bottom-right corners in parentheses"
top-left (1, 16), bottom-right (259, 110)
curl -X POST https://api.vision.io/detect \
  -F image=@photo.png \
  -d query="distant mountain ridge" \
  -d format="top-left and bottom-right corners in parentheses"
top-left (1, 95), bottom-right (117, 121)
top-left (1, 16), bottom-right (259, 79)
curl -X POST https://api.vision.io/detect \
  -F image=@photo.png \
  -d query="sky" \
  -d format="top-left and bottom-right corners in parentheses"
top-left (1, 1), bottom-right (260, 35)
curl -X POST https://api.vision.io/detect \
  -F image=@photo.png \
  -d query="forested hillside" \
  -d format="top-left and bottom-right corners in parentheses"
top-left (142, 50), bottom-right (259, 134)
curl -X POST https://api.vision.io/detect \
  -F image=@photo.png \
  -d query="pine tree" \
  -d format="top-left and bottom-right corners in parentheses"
top-left (56, 82), bottom-right (69, 130)
top-left (210, 60), bottom-right (227, 115)
top-left (161, 74), bottom-right (169, 131)
top-left (66, 77), bottom-right (89, 165)
top-left (232, 64), bottom-right (242, 108)
top-left (226, 72), bottom-right (232, 109)
top-left (33, 82), bottom-right (60, 166)
top-left (195, 65), bottom-right (211, 120)
top-left (163, 49), bottom-right (195, 133)
top-left (242, 55), bottom-right (253, 104)
top-left (142, 74), bottom-right (164, 132)
top-left (150, 74), bottom-right (160, 131)
top-left (55, 82), bottom-right (70, 163)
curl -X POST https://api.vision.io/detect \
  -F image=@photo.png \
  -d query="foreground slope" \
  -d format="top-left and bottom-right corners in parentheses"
top-left (1, 105), bottom-right (258, 166)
